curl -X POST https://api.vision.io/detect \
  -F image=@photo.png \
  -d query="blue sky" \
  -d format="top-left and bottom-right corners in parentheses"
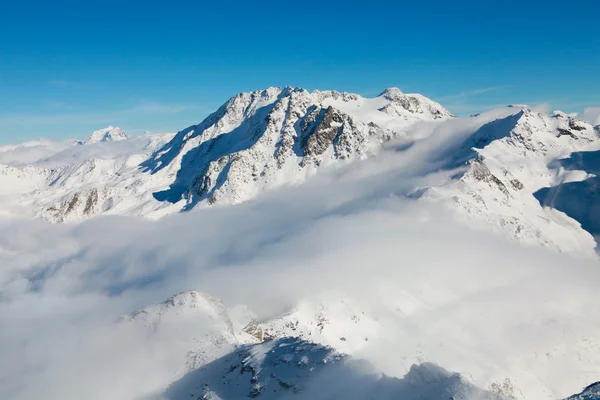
top-left (1, 0), bottom-right (599, 143)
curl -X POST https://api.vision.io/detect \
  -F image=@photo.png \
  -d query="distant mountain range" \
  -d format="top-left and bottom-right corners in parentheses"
top-left (0, 86), bottom-right (598, 256)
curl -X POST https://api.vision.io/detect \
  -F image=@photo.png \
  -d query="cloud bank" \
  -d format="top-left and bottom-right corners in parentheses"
top-left (1, 110), bottom-right (599, 399)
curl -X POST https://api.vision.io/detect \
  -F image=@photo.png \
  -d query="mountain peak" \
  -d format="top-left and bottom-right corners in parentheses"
top-left (379, 87), bottom-right (403, 100)
top-left (86, 126), bottom-right (128, 144)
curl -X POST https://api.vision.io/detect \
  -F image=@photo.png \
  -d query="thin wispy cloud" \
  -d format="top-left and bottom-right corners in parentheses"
top-left (435, 85), bottom-right (514, 102)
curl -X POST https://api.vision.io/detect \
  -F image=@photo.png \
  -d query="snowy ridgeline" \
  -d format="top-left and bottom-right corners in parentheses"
top-left (0, 87), bottom-right (452, 222)
top-left (0, 86), bottom-right (599, 256)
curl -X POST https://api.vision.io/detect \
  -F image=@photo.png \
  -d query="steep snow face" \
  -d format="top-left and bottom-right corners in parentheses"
top-left (85, 126), bottom-right (128, 144)
top-left (143, 86), bottom-right (451, 209)
top-left (418, 107), bottom-right (600, 256)
top-left (0, 87), bottom-right (599, 256)
top-left (533, 147), bottom-right (600, 243)
top-left (0, 87), bottom-right (450, 222)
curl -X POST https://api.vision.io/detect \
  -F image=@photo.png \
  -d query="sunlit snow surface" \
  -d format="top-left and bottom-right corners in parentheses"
top-left (0, 88), bottom-right (600, 400)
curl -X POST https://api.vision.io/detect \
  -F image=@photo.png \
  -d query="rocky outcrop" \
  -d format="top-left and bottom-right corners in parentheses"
top-left (303, 106), bottom-right (344, 158)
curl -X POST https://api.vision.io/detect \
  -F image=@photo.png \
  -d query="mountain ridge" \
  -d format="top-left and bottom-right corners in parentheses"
top-left (0, 87), bottom-right (598, 257)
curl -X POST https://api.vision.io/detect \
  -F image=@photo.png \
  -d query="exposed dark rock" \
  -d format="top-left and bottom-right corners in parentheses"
top-left (65, 194), bottom-right (79, 215)
top-left (83, 188), bottom-right (98, 215)
top-left (569, 119), bottom-right (587, 131)
top-left (470, 161), bottom-right (510, 195)
top-left (301, 106), bottom-right (320, 133)
top-left (565, 381), bottom-right (600, 399)
top-left (303, 106), bottom-right (344, 157)
top-left (510, 179), bottom-right (524, 190)
top-left (557, 128), bottom-right (576, 138)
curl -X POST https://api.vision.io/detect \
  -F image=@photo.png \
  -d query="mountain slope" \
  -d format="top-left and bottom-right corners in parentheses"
top-left (121, 292), bottom-right (511, 400)
top-left (119, 281), bottom-right (600, 400)
top-left (0, 87), bottom-right (599, 256)
top-left (0, 87), bottom-right (452, 222)
top-left (142, 86), bottom-right (451, 209)
top-left (417, 107), bottom-right (600, 255)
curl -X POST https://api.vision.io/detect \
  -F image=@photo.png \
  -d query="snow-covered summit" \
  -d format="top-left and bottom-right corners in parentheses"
top-left (0, 86), bottom-right (599, 256)
top-left (379, 86), bottom-right (403, 98)
top-left (16, 86), bottom-right (449, 222)
top-left (141, 86), bottom-right (452, 209)
top-left (85, 126), bottom-right (128, 144)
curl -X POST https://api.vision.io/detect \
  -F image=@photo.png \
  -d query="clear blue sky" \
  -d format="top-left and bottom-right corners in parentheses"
top-left (1, 0), bottom-right (599, 143)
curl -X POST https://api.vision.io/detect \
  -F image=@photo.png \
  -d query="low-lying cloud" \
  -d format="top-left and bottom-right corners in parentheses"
top-left (1, 109), bottom-right (599, 400)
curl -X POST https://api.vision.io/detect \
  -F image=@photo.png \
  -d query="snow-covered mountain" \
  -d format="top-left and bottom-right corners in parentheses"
top-left (143, 86), bottom-right (451, 209)
top-left (0, 86), bottom-right (452, 222)
top-left (84, 126), bottom-right (128, 144)
top-left (418, 107), bottom-right (600, 256)
top-left (0, 86), bottom-right (598, 257)
top-left (117, 282), bottom-right (600, 400)
top-left (2, 89), bottom-right (600, 400)
top-left (121, 291), bottom-right (511, 400)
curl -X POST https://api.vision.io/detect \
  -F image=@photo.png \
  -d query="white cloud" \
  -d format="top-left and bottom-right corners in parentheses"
top-left (530, 102), bottom-right (553, 113)
top-left (0, 134), bottom-right (169, 167)
top-left (0, 139), bottom-right (72, 165)
top-left (0, 111), bottom-right (599, 399)
top-left (579, 106), bottom-right (600, 126)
